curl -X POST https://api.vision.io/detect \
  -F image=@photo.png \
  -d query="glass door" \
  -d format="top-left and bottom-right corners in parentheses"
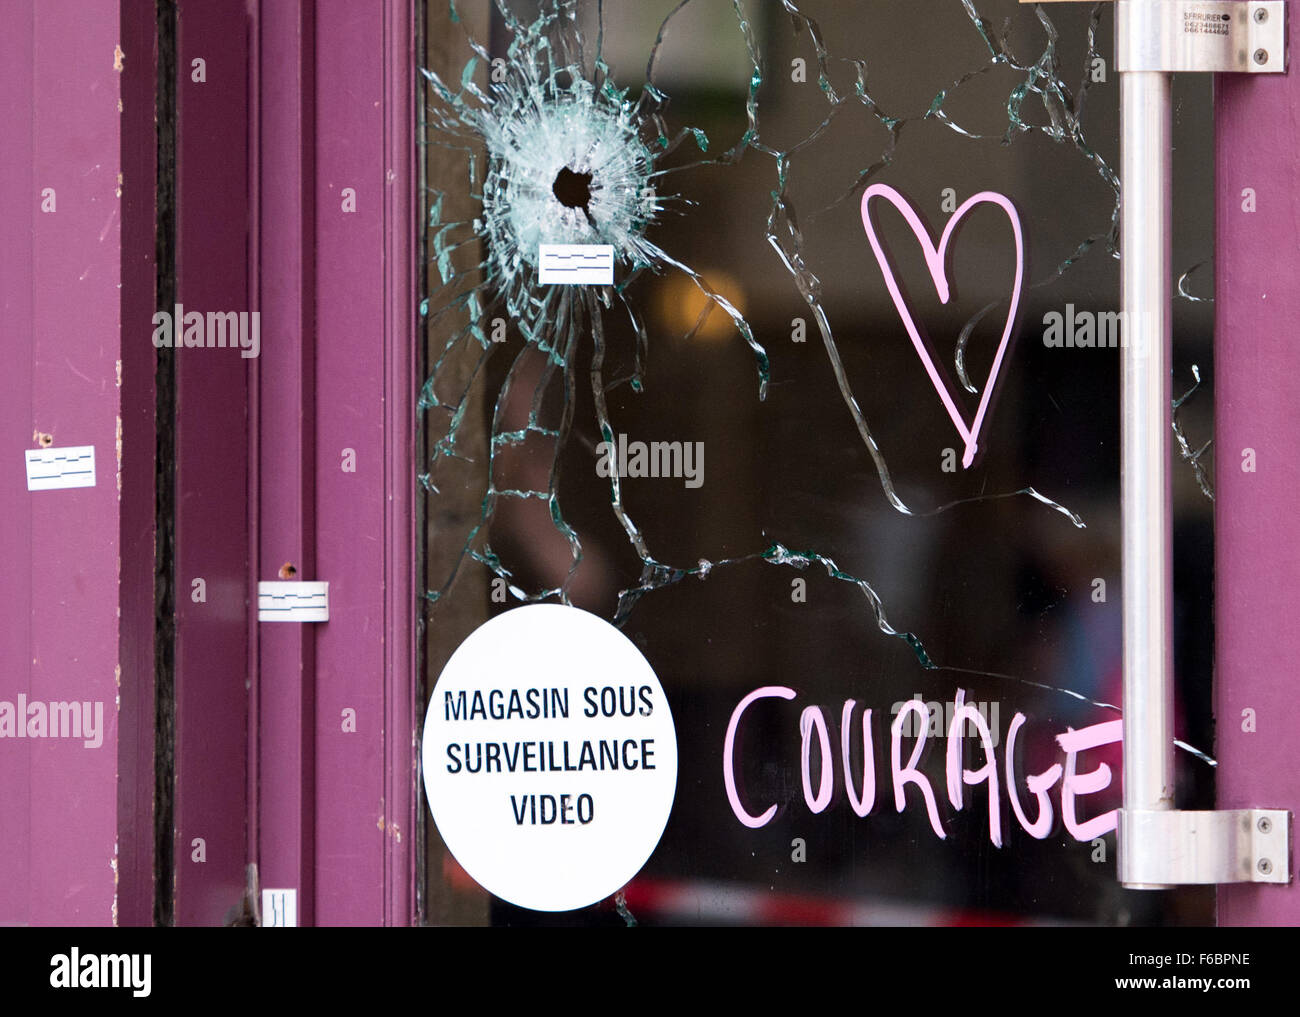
top-left (418, 0), bottom-right (1219, 926)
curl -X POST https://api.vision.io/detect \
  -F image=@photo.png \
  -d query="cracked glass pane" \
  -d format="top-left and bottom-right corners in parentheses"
top-left (419, 0), bottom-right (1216, 926)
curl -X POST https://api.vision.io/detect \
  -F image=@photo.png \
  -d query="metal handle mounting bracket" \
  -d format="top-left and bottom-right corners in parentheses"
top-left (1117, 0), bottom-right (1288, 73)
top-left (1119, 809), bottom-right (1292, 885)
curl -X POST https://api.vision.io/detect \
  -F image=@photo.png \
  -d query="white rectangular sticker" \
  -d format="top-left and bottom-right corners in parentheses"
top-left (258, 581), bottom-right (329, 622)
top-left (25, 445), bottom-right (96, 491)
top-left (538, 244), bottom-right (614, 285)
top-left (261, 888), bottom-right (298, 927)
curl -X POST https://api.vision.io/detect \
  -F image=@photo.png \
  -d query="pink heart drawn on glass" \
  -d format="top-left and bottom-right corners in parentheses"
top-left (860, 183), bottom-right (1024, 469)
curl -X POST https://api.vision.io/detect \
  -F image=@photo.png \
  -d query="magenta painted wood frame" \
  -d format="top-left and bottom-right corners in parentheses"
top-left (171, 0), bottom-right (253, 926)
top-left (312, 0), bottom-right (419, 927)
top-left (1, 0), bottom-right (416, 925)
top-left (246, 0), bottom-right (418, 927)
top-left (117, 0), bottom-right (162, 928)
top-left (1214, 13), bottom-right (1300, 927)
top-left (171, 0), bottom-right (417, 925)
top-left (0, 0), bottom-right (157, 925)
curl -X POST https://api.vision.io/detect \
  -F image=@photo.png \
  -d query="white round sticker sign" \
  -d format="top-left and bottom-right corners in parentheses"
top-left (422, 604), bottom-right (678, 912)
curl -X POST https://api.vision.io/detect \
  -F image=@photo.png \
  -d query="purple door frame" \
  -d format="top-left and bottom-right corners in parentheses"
top-left (172, 0), bottom-right (253, 926)
top-left (246, 0), bottom-right (418, 927)
top-left (310, 0), bottom-right (419, 926)
top-left (1, 0), bottom-right (416, 926)
top-left (117, 0), bottom-right (163, 928)
top-left (252, 0), bottom-right (319, 925)
top-left (0, 0), bottom-right (158, 926)
top-left (171, 0), bottom-right (417, 925)
top-left (1214, 13), bottom-right (1300, 927)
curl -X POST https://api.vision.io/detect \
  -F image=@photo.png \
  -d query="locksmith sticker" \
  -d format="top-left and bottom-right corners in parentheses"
top-left (422, 604), bottom-right (678, 912)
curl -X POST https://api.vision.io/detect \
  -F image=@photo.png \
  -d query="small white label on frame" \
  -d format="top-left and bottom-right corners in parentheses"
top-left (25, 445), bottom-right (96, 491)
top-left (261, 888), bottom-right (298, 927)
top-left (538, 244), bottom-right (614, 285)
top-left (258, 581), bottom-right (329, 622)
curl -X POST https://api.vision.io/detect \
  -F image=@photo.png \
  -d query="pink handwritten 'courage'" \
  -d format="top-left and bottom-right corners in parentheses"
top-left (723, 686), bottom-right (1121, 845)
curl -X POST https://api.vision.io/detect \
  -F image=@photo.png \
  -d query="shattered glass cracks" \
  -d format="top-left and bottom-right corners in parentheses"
top-left (417, 1), bottom-right (1213, 754)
